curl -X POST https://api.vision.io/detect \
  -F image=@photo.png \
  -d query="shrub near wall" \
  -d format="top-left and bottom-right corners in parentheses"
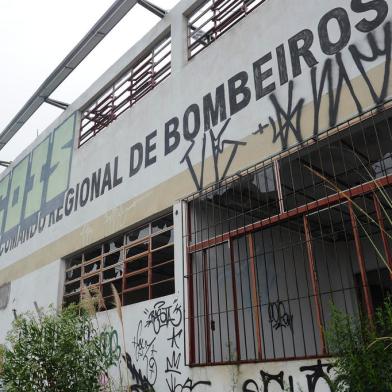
top-left (0, 344), bottom-right (5, 391)
top-left (2, 305), bottom-right (116, 392)
top-left (327, 299), bottom-right (392, 392)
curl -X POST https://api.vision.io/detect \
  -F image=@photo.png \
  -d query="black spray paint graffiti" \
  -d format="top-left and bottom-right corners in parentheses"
top-left (139, 298), bottom-right (212, 392)
top-left (243, 360), bottom-right (334, 392)
top-left (124, 352), bottom-right (156, 392)
top-left (165, 4), bottom-right (391, 190)
top-left (300, 361), bottom-right (334, 392)
top-left (166, 376), bottom-right (212, 392)
top-left (181, 118), bottom-right (247, 191)
top-left (269, 80), bottom-right (304, 151)
top-left (268, 301), bottom-right (294, 333)
top-left (243, 369), bottom-right (293, 392)
top-left (168, 326), bottom-right (183, 350)
top-left (131, 320), bottom-right (158, 385)
top-left (255, 21), bottom-right (392, 151)
top-left (144, 299), bottom-right (182, 334)
top-left (166, 350), bottom-right (182, 375)
top-left (312, 21), bottom-right (391, 136)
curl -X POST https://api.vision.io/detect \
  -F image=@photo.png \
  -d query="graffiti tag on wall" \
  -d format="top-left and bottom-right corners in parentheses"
top-left (127, 298), bottom-right (211, 392)
top-left (243, 360), bottom-right (334, 392)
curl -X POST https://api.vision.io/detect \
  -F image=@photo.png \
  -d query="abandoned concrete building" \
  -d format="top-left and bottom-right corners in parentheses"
top-left (1, 0), bottom-right (392, 390)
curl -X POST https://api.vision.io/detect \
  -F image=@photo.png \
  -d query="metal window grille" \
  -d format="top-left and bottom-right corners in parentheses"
top-left (188, 0), bottom-right (266, 58)
top-left (184, 103), bottom-right (392, 365)
top-left (79, 34), bottom-right (172, 146)
top-left (63, 213), bottom-right (174, 310)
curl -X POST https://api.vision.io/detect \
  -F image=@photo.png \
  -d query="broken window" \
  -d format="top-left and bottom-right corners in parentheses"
top-left (185, 108), bottom-right (392, 365)
top-left (63, 212), bottom-right (175, 310)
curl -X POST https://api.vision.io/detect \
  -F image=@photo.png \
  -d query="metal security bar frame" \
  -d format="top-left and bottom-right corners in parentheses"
top-left (79, 33), bottom-right (172, 146)
top-left (183, 101), bottom-right (392, 366)
top-left (63, 212), bottom-right (174, 309)
top-left (187, 0), bottom-right (266, 58)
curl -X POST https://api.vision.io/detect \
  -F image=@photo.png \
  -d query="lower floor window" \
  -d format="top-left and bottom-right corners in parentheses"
top-left (186, 109), bottom-right (392, 365)
top-left (63, 212), bottom-right (174, 310)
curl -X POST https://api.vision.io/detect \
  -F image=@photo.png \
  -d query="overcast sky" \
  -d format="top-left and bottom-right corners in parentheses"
top-left (0, 0), bottom-right (179, 166)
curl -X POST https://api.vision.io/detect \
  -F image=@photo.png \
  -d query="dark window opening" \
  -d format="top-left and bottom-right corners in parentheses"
top-left (126, 256), bottom-right (149, 274)
top-left (189, 164), bottom-right (280, 245)
top-left (280, 114), bottom-right (392, 210)
top-left (103, 235), bottom-right (124, 253)
top-left (152, 280), bottom-right (175, 299)
top-left (126, 225), bottom-right (150, 243)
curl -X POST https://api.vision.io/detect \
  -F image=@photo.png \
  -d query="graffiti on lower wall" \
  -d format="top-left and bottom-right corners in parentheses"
top-left (243, 360), bottom-right (334, 392)
top-left (104, 297), bottom-right (335, 392)
top-left (128, 298), bottom-right (212, 392)
top-left (124, 352), bottom-right (156, 392)
top-left (100, 329), bottom-right (122, 368)
top-left (268, 300), bottom-right (294, 333)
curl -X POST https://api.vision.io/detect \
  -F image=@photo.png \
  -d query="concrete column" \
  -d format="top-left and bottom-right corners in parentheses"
top-left (173, 199), bottom-right (190, 365)
top-left (173, 199), bottom-right (186, 297)
top-left (170, 9), bottom-right (188, 76)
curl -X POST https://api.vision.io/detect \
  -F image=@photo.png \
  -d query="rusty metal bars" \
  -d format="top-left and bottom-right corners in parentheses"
top-left (63, 212), bottom-right (175, 309)
top-left (79, 34), bottom-right (171, 146)
top-left (187, 0), bottom-right (266, 58)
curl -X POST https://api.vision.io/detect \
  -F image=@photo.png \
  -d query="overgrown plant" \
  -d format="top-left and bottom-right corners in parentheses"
top-left (0, 344), bottom-right (5, 377)
top-left (304, 160), bottom-right (392, 276)
top-left (80, 283), bottom-right (130, 391)
top-left (2, 304), bottom-right (119, 392)
top-left (326, 299), bottom-right (392, 392)
top-left (0, 343), bottom-right (5, 391)
top-left (304, 153), bottom-right (392, 391)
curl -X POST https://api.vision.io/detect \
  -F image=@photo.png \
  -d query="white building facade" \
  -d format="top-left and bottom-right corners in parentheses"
top-left (1, 0), bottom-right (392, 390)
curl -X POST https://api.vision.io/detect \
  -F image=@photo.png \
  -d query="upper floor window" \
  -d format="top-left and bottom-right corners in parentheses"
top-left (188, 0), bottom-right (265, 58)
top-left (63, 212), bottom-right (174, 310)
top-left (79, 33), bottom-right (172, 146)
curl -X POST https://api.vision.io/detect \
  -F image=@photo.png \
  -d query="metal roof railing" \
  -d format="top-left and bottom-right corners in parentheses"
top-left (0, 0), bottom-right (167, 153)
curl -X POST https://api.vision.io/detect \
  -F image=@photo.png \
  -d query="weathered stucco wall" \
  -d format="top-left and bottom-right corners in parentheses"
top-left (0, 260), bottom-right (63, 343)
top-left (0, 0), bottom-right (391, 390)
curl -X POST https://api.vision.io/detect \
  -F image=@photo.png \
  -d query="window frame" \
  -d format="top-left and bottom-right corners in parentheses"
top-left (79, 32), bottom-right (172, 146)
top-left (187, 0), bottom-right (267, 59)
top-left (185, 106), bottom-right (392, 366)
top-left (63, 212), bottom-right (175, 310)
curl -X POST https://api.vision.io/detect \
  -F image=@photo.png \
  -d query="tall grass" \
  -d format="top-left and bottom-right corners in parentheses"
top-left (79, 284), bottom-right (129, 391)
top-left (303, 158), bottom-right (392, 390)
top-left (304, 163), bottom-right (392, 275)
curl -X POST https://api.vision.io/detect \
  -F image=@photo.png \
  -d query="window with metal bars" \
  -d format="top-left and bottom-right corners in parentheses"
top-left (79, 33), bottom-right (172, 146)
top-left (188, 0), bottom-right (266, 58)
top-left (185, 105), bottom-right (392, 365)
top-left (63, 213), bottom-right (174, 310)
